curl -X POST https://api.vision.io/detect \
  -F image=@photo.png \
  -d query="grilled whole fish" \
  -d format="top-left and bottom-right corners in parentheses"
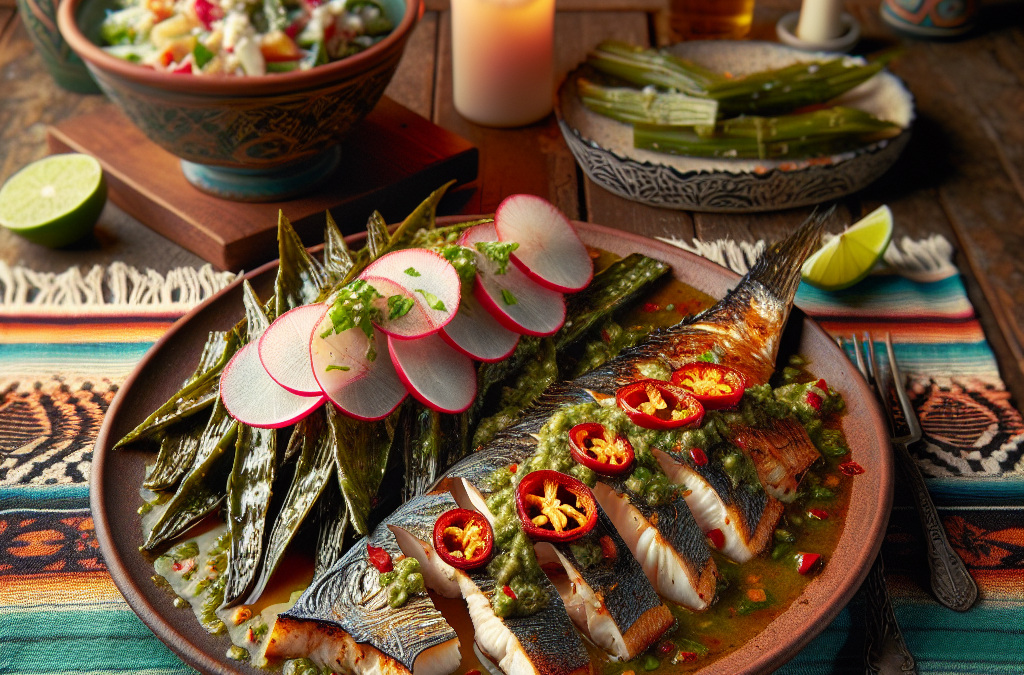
top-left (270, 213), bottom-right (825, 675)
top-left (729, 418), bottom-right (822, 503)
top-left (265, 498), bottom-right (461, 675)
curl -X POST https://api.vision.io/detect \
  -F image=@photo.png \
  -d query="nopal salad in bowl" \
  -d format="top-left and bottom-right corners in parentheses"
top-left (99, 0), bottom-right (395, 76)
top-left (57, 0), bottom-right (421, 200)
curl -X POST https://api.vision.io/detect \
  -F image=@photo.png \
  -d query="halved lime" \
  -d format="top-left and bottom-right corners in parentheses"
top-left (801, 205), bottom-right (894, 291)
top-left (0, 154), bottom-right (107, 248)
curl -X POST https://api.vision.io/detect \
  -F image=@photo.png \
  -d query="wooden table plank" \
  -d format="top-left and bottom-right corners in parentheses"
top-left (384, 11), bottom-right (439, 120)
top-left (434, 10), bottom-right (653, 218)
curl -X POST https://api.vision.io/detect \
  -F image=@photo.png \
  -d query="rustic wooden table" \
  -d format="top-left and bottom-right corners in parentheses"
top-left (0, 0), bottom-right (1021, 401)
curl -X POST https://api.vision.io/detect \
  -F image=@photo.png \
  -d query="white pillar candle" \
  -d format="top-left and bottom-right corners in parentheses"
top-left (451, 0), bottom-right (556, 128)
top-left (796, 0), bottom-right (844, 42)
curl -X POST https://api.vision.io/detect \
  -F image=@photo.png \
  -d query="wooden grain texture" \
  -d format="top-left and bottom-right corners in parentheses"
top-left (384, 11), bottom-right (439, 119)
top-left (46, 98), bottom-right (477, 270)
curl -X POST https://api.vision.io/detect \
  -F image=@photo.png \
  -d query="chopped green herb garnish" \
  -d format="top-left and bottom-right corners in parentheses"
top-left (404, 267), bottom-right (421, 277)
top-left (324, 279), bottom-right (383, 341)
top-left (416, 289), bottom-right (446, 311)
top-left (475, 240), bottom-right (520, 274)
top-left (193, 42), bottom-right (214, 69)
top-left (501, 289), bottom-right (518, 306)
top-left (325, 365), bottom-right (350, 372)
top-left (388, 294), bottom-right (415, 319)
top-left (697, 350), bottom-right (716, 362)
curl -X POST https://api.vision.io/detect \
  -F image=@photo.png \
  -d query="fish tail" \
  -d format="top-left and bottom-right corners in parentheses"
top-left (745, 207), bottom-right (831, 303)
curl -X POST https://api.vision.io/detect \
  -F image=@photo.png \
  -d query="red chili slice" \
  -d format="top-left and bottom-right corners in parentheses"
top-left (515, 470), bottom-right (598, 543)
top-left (568, 423), bottom-right (634, 476)
top-left (796, 552), bottom-right (822, 575)
top-left (502, 585), bottom-right (517, 599)
top-left (806, 390), bottom-right (823, 411)
top-left (690, 447), bottom-right (708, 466)
top-left (670, 363), bottom-right (747, 410)
top-left (616, 380), bottom-right (705, 430)
top-left (808, 508), bottom-right (829, 520)
top-left (839, 460), bottom-right (865, 476)
top-left (706, 528), bottom-right (725, 549)
top-left (433, 508), bottom-right (494, 571)
top-left (367, 544), bottom-right (393, 573)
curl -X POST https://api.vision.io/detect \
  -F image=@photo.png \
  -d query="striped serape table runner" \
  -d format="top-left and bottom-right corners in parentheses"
top-left (2, 236), bottom-right (1022, 675)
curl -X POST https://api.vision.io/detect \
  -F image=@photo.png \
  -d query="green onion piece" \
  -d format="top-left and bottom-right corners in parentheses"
top-left (501, 289), bottom-right (518, 306)
top-left (416, 289), bottom-right (446, 311)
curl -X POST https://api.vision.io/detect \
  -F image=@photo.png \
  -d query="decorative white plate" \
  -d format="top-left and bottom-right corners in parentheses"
top-left (556, 41), bottom-right (915, 213)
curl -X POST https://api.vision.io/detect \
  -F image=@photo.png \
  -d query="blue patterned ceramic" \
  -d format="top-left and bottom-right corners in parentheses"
top-left (16, 0), bottom-right (100, 93)
top-left (556, 42), bottom-right (915, 213)
top-left (880, 0), bottom-right (977, 38)
top-left (58, 0), bottom-right (422, 201)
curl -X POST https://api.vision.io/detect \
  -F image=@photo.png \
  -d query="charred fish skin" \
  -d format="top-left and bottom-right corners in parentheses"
top-left (654, 448), bottom-right (784, 564)
top-left (544, 507), bottom-right (675, 659)
top-left (271, 497), bottom-right (459, 675)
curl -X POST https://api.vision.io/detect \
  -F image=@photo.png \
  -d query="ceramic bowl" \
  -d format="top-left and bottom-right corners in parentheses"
top-left (556, 41), bottom-right (916, 213)
top-left (57, 0), bottom-right (422, 201)
top-left (17, 0), bottom-right (101, 93)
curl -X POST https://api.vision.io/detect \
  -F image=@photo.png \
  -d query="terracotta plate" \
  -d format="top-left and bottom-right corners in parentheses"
top-left (91, 220), bottom-right (893, 675)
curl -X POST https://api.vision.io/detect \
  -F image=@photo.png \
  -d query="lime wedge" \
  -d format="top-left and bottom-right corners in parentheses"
top-left (0, 154), bottom-right (107, 248)
top-left (801, 205), bottom-right (893, 291)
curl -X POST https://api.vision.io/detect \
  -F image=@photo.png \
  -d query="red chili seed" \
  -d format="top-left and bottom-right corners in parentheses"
top-left (808, 508), bottom-right (829, 520)
top-left (706, 528), bottom-right (725, 549)
top-left (797, 552), bottom-right (822, 575)
top-left (172, 561), bottom-right (183, 571)
top-left (677, 652), bottom-right (698, 663)
top-left (509, 464), bottom-right (517, 474)
top-left (367, 544), bottom-right (394, 573)
top-left (503, 585), bottom-right (517, 599)
top-left (839, 461), bottom-right (865, 476)
top-left (690, 447), bottom-right (708, 466)
top-left (642, 302), bottom-right (660, 313)
top-left (806, 391), bottom-right (823, 411)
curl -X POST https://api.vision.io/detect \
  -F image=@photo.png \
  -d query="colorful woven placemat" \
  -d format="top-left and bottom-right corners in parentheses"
top-left (1, 239), bottom-right (1021, 675)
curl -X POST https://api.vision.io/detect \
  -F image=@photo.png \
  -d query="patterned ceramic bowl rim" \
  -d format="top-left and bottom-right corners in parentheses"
top-left (554, 42), bottom-right (917, 185)
top-left (57, 0), bottom-right (422, 95)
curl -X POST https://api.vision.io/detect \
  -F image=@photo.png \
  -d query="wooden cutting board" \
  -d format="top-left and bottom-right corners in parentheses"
top-left (46, 97), bottom-right (478, 271)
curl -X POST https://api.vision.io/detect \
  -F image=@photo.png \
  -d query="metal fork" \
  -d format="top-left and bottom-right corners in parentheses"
top-left (853, 332), bottom-right (978, 612)
top-left (841, 333), bottom-right (917, 675)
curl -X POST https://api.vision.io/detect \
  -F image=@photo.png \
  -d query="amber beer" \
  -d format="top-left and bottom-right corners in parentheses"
top-left (670, 0), bottom-right (756, 39)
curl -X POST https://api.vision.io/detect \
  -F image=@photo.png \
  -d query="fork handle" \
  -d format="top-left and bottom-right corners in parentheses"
top-left (863, 552), bottom-right (917, 675)
top-left (893, 441), bottom-right (978, 611)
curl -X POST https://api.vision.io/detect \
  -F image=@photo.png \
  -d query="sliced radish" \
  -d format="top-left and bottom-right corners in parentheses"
top-left (220, 342), bottom-right (325, 429)
top-left (440, 291), bottom-right (520, 362)
top-left (388, 334), bottom-right (477, 414)
top-left (310, 311), bottom-right (407, 421)
top-left (358, 275), bottom-right (440, 341)
top-left (359, 248), bottom-right (460, 339)
top-left (258, 304), bottom-right (326, 396)
top-left (460, 223), bottom-right (566, 337)
top-left (494, 194), bottom-right (593, 293)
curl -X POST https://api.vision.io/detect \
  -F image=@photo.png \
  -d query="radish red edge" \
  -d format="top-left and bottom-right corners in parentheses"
top-left (258, 303), bottom-right (327, 397)
top-left (494, 194), bottom-right (593, 293)
top-left (472, 273), bottom-right (566, 338)
top-left (220, 342), bottom-right (326, 429)
top-left (388, 334), bottom-right (477, 414)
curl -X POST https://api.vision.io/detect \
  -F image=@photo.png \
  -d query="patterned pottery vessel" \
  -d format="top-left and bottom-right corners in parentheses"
top-left (57, 0), bottom-right (421, 201)
top-left (880, 0), bottom-right (977, 38)
top-left (16, 0), bottom-right (100, 93)
top-left (556, 42), bottom-right (915, 213)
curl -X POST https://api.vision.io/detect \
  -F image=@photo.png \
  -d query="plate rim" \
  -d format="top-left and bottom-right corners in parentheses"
top-left (91, 219), bottom-right (893, 675)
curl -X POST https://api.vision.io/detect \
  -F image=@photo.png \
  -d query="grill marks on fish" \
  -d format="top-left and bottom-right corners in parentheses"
top-left (653, 449), bottom-right (784, 564)
top-left (729, 418), bottom-right (822, 503)
top-left (269, 498), bottom-right (460, 675)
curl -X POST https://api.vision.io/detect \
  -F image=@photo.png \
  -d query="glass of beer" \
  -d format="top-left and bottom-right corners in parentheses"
top-left (670, 0), bottom-right (756, 39)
